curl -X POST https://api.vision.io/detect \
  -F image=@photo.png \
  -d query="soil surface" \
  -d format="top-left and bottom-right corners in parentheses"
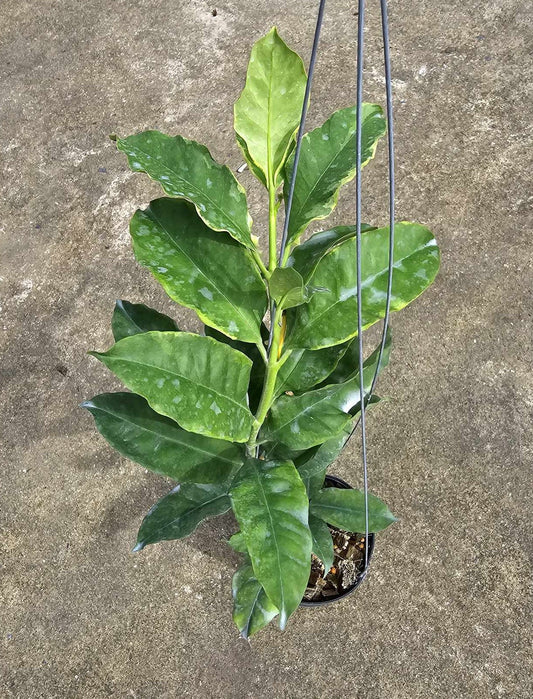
top-left (304, 529), bottom-right (368, 602)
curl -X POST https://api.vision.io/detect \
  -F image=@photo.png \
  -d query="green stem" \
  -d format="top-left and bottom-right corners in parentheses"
top-left (247, 304), bottom-right (284, 455)
top-left (268, 184), bottom-right (277, 272)
top-left (251, 249), bottom-right (270, 279)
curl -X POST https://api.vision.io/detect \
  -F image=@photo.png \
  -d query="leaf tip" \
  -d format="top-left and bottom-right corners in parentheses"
top-left (132, 542), bottom-right (144, 553)
top-left (109, 133), bottom-right (118, 142)
top-left (79, 400), bottom-right (93, 410)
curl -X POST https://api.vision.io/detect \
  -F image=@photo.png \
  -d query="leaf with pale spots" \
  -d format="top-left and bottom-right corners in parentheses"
top-left (230, 458), bottom-right (312, 629)
top-left (130, 199), bottom-right (267, 344)
top-left (283, 104), bottom-right (386, 245)
top-left (285, 222), bottom-right (440, 349)
top-left (117, 131), bottom-right (254, 248)
top-left (89, 332), bottom-right (254, 442)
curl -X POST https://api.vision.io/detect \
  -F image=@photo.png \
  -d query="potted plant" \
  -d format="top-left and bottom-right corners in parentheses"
top-left (83, 28), bottom-right (440, 637)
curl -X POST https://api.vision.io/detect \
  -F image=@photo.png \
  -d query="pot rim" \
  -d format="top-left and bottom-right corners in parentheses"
top-left (300, 473), bottom-right (375, 607)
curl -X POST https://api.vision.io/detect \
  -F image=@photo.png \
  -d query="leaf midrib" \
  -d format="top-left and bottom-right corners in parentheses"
top-left (248, 463), bottom-right (285, 618)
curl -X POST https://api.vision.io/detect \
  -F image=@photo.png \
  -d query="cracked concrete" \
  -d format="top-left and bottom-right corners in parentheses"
top-left (1, 0), bottom-right (532, 697)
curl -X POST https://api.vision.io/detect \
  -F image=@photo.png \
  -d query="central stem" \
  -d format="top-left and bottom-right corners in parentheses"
top-left (268, 184), bottom-right (277, 272)
top-left (246, 304), bottom-right (284, 456)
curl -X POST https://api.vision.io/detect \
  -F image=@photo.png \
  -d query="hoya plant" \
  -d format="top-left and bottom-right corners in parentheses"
top-left (83, 28), bottom-right (439, 637)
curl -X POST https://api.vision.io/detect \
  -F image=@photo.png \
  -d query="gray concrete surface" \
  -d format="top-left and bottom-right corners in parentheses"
top-left (1, 0), bottom-right (532, 696)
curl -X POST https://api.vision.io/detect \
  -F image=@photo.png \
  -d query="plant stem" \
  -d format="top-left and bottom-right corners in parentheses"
top-left (251, 249), bottom-right (270, 279)
top-left (268, 184), bottom-right (277, 272)
top-left (247, 304), bottom-right (284, 455)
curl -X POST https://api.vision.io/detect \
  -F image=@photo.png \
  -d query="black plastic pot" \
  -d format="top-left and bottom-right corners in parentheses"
top-left (300, 474), bottom-right (375, 607)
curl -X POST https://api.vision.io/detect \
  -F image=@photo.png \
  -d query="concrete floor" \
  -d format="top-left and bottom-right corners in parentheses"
top-left (1, 0), bottom-right (532, 696)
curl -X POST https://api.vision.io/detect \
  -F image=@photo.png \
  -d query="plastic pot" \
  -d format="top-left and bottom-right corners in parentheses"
top-left (300, 474), bottom-right (375, 607)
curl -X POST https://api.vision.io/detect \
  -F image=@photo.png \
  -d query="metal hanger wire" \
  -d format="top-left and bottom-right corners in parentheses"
top-left (269, 0), bottom-right (396, 579)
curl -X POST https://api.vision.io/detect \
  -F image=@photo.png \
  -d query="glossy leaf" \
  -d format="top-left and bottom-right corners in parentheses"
top-left (285, 222), bottom-right (440, 349)
top-left (204, 324), bottom-right (267, 413)
top-left (287, 224), bottom-right (376, 283)
top-left (309, 515), bottom-right (334, 572)
top-left (232, 562), bottom-right (279, 638)
top-left (317, 328), bottom-right (391, 388)
top-left (264, 336), bottom-right (390, 451)
top-left (274, 343), bottom-right (350, 397)
top-left (134, 482), bottom-right (231, 550)
top-left (130, 198), bottom-right (267, 344)
top-left (111, 300), bottom-right (179, 342)
top-left (230, 458), bottom-right (312, 629)
top-left (310, 488), bottom-right (397, 532)
top-left (82, 392), bottom-right (244, 484)
top-left (89, 332), bottom-right (254, 442)
top-left (234, 28), bottom-right (307, 188)
top-left (317, 338), bottom-right (359, 386)
top-left (268, 267), bottom-right (307, 310)
top-left (117, 131), bottom-right (253, 248)
top-left (294, 420), bottom-right (354, 497)
top-left (283, 104), bottom-right (386, 244)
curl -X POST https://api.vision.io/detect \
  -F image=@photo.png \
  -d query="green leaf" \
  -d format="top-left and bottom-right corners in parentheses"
top-left (230, 458), bottom-right (312, 629)
top-left (299, 464), bottom-right (327, 500)
top-left (283, 104), bottom-right (386, 245)
top-left (117, 131), bottom-right (253, 248)
top-left (287, 224), bottom-right (376, 283)
top-left (232, 562), bottom-right (279, 638)
top-left (295, 420), bottom-right (354, 497)
top-left (111, 300), bottom-right (179, 342)
top-left (204, 324), bottom-right (267, 413)
top-left (316, 327), bottom-right (391, 388)
top-left (317, 338), bottom-right (359, 386)
top-left (228, 531), bottom-right (248, 554)
top-left (309, 515), bottom-right (334, 572)
top-left (274, 343), bottom-right (350, 397)
top-left (268, 267), bottom-right (307, 310)
top-left (234, 27), bottom-right (307, 188)
top-left (310, 488), bottom-right (397, 533)
top-left (130, 199), bottom-right (267, 344)
top-left (134, 482), bottom-right (231, 550)
top-left (263, 337), bottom-right (390, 451)
top-left (89, 332), bottom-right (254, 442)
top-left (235, 132), bottom-right (267, 188)
top-left (81, 392), bottom-right (244, 484)
top-left (286, 222), bottom-right (440, 349)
